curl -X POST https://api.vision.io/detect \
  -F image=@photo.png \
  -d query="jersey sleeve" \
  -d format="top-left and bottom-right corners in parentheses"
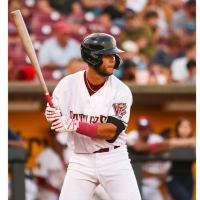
top-left (32, 153), bottom-right (48, 178)
top-left (108, 86), bottom-right (133, 127)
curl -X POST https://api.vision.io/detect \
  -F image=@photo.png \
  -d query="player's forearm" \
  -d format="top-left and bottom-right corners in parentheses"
top-left (77, 122), bottom-right (117, 140)
top-left (8, 140), bottom-right (24, 147)
top-left (96, 123), bottom-right (117, 140)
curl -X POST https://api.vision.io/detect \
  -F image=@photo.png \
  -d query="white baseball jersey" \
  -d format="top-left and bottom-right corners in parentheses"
top-left (127, 130), bottom-right (171, 188)
top-left (32, 147), bottom-right (66, 190)
top-left (53, 70), bottom-right (133, 154)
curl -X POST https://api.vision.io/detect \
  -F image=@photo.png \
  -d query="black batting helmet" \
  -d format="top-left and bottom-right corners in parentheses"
top-left (81, 33), bottom-right (124, 70)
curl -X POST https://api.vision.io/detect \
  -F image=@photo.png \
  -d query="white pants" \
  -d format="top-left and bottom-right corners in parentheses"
top-left (142, 185), bottom-right (164, 200)
top-left (91, 185), bottom-right (111, 200)
top-left (59, 145), bottom-right (141, 200)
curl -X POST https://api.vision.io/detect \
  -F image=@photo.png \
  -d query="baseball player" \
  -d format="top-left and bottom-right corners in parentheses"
top-left (32, 130), bottom-right (68, 200)
top-left (127, 116), bottom-right (171, 200)
top-left (45, 33), bottom-right (141, 200)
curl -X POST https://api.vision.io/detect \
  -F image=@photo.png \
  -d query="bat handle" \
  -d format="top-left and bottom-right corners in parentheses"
top-left (45, 92), bottom-right (54, 108)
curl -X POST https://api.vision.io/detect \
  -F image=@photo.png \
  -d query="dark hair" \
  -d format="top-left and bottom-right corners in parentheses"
top-left (123, 59), bottom-right (136, 69)
top-left (175, 117), bottom-right (193, 138)
top-left (145, 11), bottom-right (158, 19)
top-left (123, 9), bottom-right (137, 20)
top-left (165, 34), bottom-right (182, 48)
top-left (187, 59), bottom-right (196, 70)
top-left (185, 40), bottom-right (196, 50)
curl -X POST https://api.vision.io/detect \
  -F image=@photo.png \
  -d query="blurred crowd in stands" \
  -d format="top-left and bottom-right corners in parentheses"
top-left (8, 0), bottom-right (196, 84)
top-left (8, 116), bottom-right (196, 200)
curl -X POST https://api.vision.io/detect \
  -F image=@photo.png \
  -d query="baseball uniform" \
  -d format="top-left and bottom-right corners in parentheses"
top-left (32, 147), bottom-right (67, 200)
top-left (127, 130), bottom-right (171, 200)
top-left (52, 70), bottom-right (141, 200)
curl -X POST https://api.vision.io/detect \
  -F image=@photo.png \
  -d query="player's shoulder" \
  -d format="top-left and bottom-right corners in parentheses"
top-left (110, 75), bottom-right (131, 93)
top-left (56, 70), bottom-right (85, 88)
top-left (110, 75), bottom-right (132, 97)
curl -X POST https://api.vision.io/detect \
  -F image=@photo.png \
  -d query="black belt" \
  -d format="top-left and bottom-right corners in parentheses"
top-left (93, 146), bottom-right (120, 153)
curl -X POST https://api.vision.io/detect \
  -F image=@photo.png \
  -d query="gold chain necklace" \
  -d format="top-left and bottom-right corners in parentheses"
top-left (86, 73), bottom-right (106, 93)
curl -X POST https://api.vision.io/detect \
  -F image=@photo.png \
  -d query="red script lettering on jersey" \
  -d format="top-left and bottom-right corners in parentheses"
top-left (70, 111), bottom-right (107, 123)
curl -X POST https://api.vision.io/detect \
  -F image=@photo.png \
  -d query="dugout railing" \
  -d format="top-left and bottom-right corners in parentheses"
top-left (128, 147), bottom-right (196, 198)
top-left (8, 147), bottom-right (26, 200)
top-left (8, 146), bottom-right (196, 200)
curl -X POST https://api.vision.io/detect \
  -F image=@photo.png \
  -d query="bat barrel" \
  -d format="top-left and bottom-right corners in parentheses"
top-left (11, 10), bottom-right (54, 107)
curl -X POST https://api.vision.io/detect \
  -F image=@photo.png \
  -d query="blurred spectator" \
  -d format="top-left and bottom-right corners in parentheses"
top-left (167, 0), bottom-right (185, 11)
top-left (8, 0), bottom-right (22, 46)
top-left (8, 0), bottom-right (34, 47)
top-left (119, 9), bottom-right (156, 59)
top-left (32, 129), bottom-right (67, 200)
top-left (37, 0), bottom-right (82, 15)
top-left (152, 34), bottom-right (184, 70)
top-left (66, 58), bottom-right (88, 74)
top-left (8, 127), bottom-right (38, 200)
top-left (102, 0), bottom-right (127, 28)
top-left (151, 34), bottom-right (185, 84)
top-left (38, 21), bottom-right (81, 70)
top-left (8, 127), bottom-right (24, 147)
top-left (166, 117), bottom-right (196, 200)
top-left (139, 0), bottom-right (173, 32)
top-left (171, 40), bottom-right (196, 82)
top-left (144, 10), bottom-right (163, 43)
top-left (67, 14), bottom-right (89, 43)
top-left (121, 59), bottom-right (137, 81)
top-left (127, 116), bottom-right (171, 200)
top-left (185, 59), bottom-right (196, 84)
top-left (171, 0), bottom-right (196, 41)
top-left (126, 0), bottom-right (147, 13)
top-left (103, 0), bottom-right (127, 20)
top-left (81, 0), bottom-right (112, 15)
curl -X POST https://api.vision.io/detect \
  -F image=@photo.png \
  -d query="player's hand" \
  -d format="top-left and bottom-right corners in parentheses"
top-left (45, 106), bottom-right (61, 123)
top-left (51, 116), bottom-right (79, 132)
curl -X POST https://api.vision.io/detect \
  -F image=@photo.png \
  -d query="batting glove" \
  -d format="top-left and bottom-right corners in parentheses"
top-left (45, 106), bottom-right (61, 123)
top-left (51, 116), bottom-right (79, 132)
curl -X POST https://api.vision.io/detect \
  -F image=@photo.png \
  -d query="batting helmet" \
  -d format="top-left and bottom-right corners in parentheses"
top-left (81, 33), bottom-right (124, 69)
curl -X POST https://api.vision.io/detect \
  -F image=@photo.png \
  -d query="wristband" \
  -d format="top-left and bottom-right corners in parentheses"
top-left (76, 122), bottom-right (98, 138)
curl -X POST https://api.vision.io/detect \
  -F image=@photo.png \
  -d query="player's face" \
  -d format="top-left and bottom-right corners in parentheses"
top-left (95, 54), bottom-right (115, 76)
top-left (138, 129), bottom-right (151, 141)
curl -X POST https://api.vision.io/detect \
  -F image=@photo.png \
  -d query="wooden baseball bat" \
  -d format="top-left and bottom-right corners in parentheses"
top-left (11, 10), bottom-right (54, 108)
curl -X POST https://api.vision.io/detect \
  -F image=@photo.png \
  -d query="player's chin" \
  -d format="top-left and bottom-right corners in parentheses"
top-left (106, 67), bottom-right (114, 75)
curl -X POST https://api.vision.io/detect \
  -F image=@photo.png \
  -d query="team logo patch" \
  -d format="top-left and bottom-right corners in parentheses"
top-left (112, 103), bottom-right (127, 118)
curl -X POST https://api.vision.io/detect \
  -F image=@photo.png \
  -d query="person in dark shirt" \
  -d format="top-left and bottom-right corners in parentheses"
top-left (151, 33), bottom-right (185, 83)
top-left (102, 0), bottom-right (127, 28)
top-left (121, 59), bottom-right (137, 81)
top-left (166, 117), bottom-right (196, 200)
top-left (185, 59), bottom-right (196, 84)
top-left (8, 127), bottom-right (24, 147)
top-left (37, 0), bottom-right (82, 15)
top-left (144, 10), bottom-right (163, 43)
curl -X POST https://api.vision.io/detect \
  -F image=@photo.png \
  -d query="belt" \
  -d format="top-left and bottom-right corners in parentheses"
top-left (93, 146), bottom-right (120, 153)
